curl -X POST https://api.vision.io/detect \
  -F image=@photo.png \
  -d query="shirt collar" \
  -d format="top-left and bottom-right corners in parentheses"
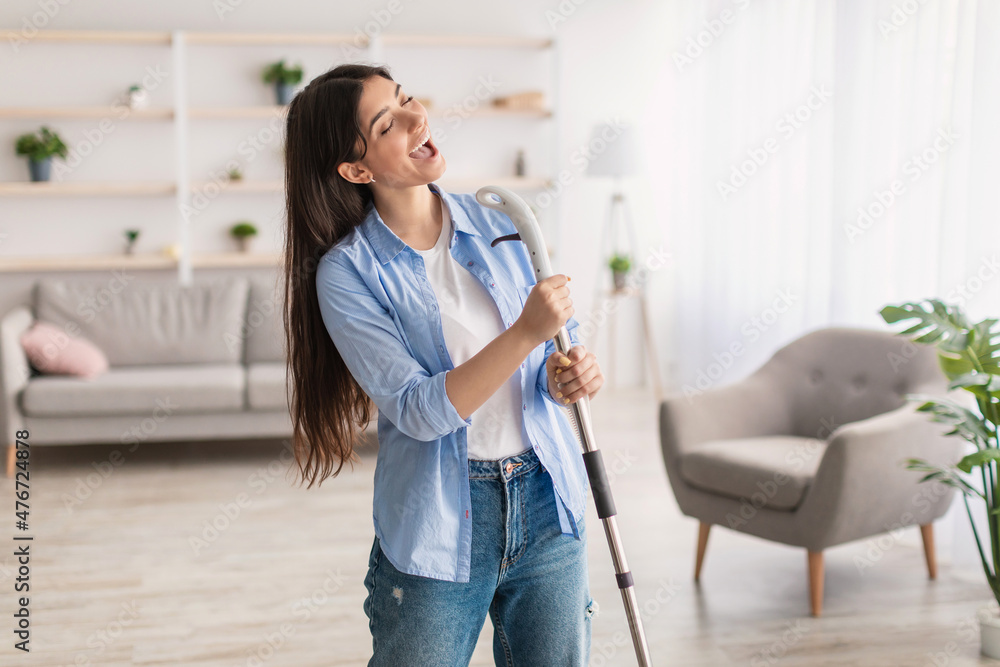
top-left (361, 182), bottom-right (481, 265)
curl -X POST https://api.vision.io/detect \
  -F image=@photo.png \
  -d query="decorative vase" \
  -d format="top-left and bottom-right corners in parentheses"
top-left (236, 236), bottom-right (253, 253)
top-left (28, 157), bottom-right (51, 182)
top-left (613, 270), bottom-right (628, 290)
top-left (275, 82), bottom-right (293, 105)
top-left (980, 604), bottom-right (1000, 658)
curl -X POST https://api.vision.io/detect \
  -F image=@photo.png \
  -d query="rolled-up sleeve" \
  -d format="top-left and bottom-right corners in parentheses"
top-left (536, 314), bottom-right (582, 406)
top-left (316, 253), bottom-right (472, 442)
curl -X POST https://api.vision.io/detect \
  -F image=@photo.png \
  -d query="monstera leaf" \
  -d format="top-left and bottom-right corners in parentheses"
top-left (880, 301), bottom-right (1000, 378)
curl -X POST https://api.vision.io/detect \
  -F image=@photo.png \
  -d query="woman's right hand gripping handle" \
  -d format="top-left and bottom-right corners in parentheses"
top-left (513, 274), bottom-right (573, 347)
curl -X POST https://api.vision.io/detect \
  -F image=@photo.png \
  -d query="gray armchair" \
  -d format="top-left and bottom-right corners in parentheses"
top-left (658, 327), bottom-right (964, 616)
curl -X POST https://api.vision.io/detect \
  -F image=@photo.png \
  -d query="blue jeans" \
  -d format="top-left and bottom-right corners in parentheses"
top-left (364, 447), bottom-right (594, 666)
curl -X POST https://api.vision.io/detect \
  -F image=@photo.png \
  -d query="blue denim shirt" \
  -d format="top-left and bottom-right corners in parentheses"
top-left (315, 182), bottom-right (586, 583)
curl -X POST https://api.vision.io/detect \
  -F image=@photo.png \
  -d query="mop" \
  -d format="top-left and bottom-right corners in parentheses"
top-left (477, 186), bottom-right (653, 667)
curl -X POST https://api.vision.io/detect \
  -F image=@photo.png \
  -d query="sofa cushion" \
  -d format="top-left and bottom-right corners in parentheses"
top-left (247, 362), bottom-right (289, 411)
top-left (245, 276), bottom-right (285, 364)
top-left (679, 436), bottom-right (827, 511)
top-left (20, 320), bottom-right (109, 378)
top-left (34, 276), bottom-right (250, 367)
top-left (20, 364), bottom-right (245, 417)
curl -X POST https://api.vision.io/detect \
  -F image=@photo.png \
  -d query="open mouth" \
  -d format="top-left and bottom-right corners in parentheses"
top-left (409, 129), bottom-right (439, 160)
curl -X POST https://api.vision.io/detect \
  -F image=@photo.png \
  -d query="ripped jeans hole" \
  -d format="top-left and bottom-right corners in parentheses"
top-left (391, 587), bottom-right (404, 605)
top-left (585, 598), bottom-right (599, 619)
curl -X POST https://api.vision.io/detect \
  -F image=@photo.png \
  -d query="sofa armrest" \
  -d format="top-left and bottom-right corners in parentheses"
top-left (802, 401), bottom-right (966, 548)
top-left (0, 306), bottom-right (33, 445)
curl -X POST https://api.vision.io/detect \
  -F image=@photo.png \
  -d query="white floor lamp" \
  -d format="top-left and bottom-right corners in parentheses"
top-left (585, 123), bottom-right (664, 401)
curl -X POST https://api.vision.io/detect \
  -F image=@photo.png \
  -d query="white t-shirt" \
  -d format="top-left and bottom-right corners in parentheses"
top-left (412, 194), bottom-right (529, 461)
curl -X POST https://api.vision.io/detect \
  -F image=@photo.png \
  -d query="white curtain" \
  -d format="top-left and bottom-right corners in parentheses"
top-left (637, 0), bottom-right (1000, 563)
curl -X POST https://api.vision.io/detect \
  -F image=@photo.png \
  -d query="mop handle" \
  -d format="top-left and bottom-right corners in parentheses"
top-left (476, 186), bottom-right (653, 667)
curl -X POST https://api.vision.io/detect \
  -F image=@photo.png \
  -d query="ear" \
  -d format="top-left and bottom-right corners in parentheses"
top-left (337, 160), bottom-right (372, 185)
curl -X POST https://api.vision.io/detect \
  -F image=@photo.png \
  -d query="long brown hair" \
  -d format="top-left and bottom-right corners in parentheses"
top-left (282, 63), bottom-right (393, 488)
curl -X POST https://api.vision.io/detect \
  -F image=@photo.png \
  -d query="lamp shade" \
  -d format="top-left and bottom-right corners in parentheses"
top-left (585, 123), bottom-right (639, 177)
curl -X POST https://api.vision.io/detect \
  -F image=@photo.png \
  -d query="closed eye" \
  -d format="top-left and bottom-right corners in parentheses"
top-left (380, 95), bottom-right (416, 136)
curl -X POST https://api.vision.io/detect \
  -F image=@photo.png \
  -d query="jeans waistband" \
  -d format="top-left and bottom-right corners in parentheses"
top-left (468, 447), bottom-right (540, 481)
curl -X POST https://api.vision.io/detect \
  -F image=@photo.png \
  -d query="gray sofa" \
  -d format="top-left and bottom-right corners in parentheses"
top-left (658, 327), bottom-right (965, 616)
top-left (0, 275), bottom-right (366, 476)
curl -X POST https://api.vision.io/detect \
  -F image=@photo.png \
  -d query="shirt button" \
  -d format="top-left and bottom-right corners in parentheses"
top-left (505, 462), bottom-right (514, 474)
top-left (490, 282), bottom-right (495, 287)
top-left (467, 261), bottom-right (473, 266)
top-left (522, 403), bottom-right (527, 410)
top-left (521, 363), bottom-right (525, 368)
top-left (507, 321), bottom-right (512, 327)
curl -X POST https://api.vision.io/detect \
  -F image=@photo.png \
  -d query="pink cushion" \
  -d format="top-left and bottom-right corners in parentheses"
top-left (20, 321), bottom-right (109, 379)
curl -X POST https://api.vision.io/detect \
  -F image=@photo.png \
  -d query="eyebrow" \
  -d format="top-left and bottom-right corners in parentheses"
top-left (369, 83), bottom-right (402, 133)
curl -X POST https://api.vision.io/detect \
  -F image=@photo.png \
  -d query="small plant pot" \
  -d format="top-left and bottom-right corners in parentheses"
top-left (275, 82), bottom-right (294, 105)
top-left (612, 270), bottom-right (628, 290)
top-left (28, 157), bottom-right (52, 182)
top-left (236, 237), bottom-right (254, 253)
top-left (980, 604), bottom-right (1000, 658)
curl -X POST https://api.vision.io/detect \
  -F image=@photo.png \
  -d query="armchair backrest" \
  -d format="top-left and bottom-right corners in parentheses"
top-left (756, 327), bottom-right (947, 440)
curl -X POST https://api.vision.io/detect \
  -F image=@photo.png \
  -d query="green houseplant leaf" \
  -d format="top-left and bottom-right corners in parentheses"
top-left (883, 298), bottom-right (1000, 608)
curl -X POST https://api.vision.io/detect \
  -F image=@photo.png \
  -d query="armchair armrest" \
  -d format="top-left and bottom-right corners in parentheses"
top-left (0, 306), bottom-right (33, 446)
top-left (801, 401), bottom-right (967, 549)
top-left (659, 371), bottom-right (793, 462)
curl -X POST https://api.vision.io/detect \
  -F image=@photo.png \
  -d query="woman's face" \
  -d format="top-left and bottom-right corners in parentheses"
top-left (346, 75), bottom-right (445, 188)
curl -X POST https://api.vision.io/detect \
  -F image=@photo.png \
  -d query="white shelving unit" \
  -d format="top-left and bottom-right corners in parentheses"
top-left (0, 29), bottom-right (560, 281)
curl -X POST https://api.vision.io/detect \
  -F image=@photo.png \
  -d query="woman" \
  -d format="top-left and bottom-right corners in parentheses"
top-left (282, 63), bottom-right (605, 666)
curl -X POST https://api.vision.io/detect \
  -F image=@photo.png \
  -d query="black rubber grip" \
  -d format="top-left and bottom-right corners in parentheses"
top-left (583, 450), bottom-right (617, 519)
top-left (616, 571), bottom-right (634, 589)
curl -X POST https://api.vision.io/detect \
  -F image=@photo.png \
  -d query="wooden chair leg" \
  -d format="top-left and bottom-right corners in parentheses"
top-left (808, 550), bottom-right (824, 617)
top-left (920, 523), bottom-right (937, 580)
top-left (694, 522), bottom-right (711, 582)
top-left (6, 444), bottom-right (14, 478)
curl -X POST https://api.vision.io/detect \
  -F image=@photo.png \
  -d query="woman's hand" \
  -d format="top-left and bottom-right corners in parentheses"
top-left (515, 274), bottom-right (574, 347)
top-left (545, 345), bottom-right (603, 405)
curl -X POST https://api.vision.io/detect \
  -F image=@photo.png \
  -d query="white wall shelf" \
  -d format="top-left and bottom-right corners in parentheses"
top-left (0, 252), bottom-right (282, 273)
top-left (0, 107), bottom-right (174, 120)
top-left (1, 28), bottom-right (559, 280)
top-left (0, 182), bottom-right (176, 197)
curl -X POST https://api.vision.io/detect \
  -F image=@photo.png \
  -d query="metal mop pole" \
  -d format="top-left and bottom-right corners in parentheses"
top-left (476, 186), bottom-right (653, 667)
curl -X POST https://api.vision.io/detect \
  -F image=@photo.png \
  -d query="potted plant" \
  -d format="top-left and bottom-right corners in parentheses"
top-left (880, 298), bottom-right (1000, 657)
top-left (230, 221), bottom-right (258, 253)
top-left (124, 229), bottom-right (141, 255)
top-left (262, 59), bottom-right (304, 105)
top-left (126, 84), bottom-right (148, 110)
top-left (227, 165), bottom-right (243, 182)
top-left (15, 126), bottom-right (68, 182)
top-left (609, 253), bottom-right (632, 290)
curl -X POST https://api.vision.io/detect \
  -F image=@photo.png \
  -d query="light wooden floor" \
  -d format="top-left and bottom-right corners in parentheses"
top-left (3, 387), bottom-right (1000, 666)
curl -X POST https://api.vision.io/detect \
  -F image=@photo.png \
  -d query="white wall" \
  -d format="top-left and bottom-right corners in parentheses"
top-left (0, 0), bottom-right (669, 386)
